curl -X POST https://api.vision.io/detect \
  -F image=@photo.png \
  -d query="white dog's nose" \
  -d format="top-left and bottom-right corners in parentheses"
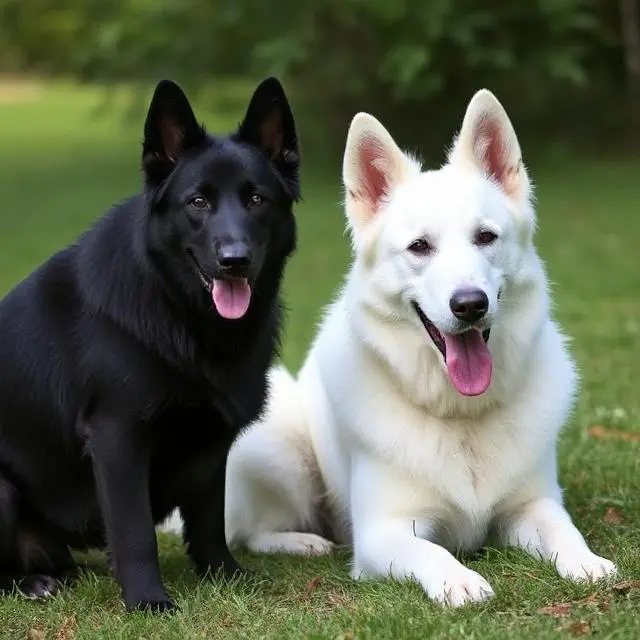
top-left (449, 288), bottom-right (489, 323)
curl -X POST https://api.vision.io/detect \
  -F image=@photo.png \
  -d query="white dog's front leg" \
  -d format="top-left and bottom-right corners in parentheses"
top-left (352, 521), bottom-right (494, 606)
top-left (349, 455), bottom-right (493, 607)
top-left (501, 497), bottom-right (617, 581)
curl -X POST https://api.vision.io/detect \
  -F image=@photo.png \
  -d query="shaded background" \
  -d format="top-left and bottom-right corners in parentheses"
top-left (0, 0), bottom-right (638, 373)
top-left (1, 0), bottom-right (640, 158)
top-left (0, 0), bottom-right (638, 387)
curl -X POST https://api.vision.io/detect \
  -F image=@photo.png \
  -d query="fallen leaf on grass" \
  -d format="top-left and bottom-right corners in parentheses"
top-left (612, 580), bottom-right (640, 594)
top-left (581, 592), bottom-right (611, 612)
top-left (216, 616), bottom-right (234, 629)
top-left (303, 575), bottom-right (323, 597)
top-left (54, 616), bottom-right (77, 640)
top-left (603, 506), bottom-right (625, 524)
top-left (325, 592), bottom-right (353, 613)
top-left (538, 602), bottom-right (573, 617)
top-left (588, 425), bottom-right (640, 443)
top-left (541, 593), bottom-right (610, 621)
top-left (568, 621), bottom-right (591, 636)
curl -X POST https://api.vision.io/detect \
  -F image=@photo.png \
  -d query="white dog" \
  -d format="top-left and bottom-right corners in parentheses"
top-left (165, 89), bottom-right (617, 606)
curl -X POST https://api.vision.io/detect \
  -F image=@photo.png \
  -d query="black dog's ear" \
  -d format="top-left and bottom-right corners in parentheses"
top-left (236, 77), bottom-right (300, 198)
top-left (142, 80), bottom-right (205, 185)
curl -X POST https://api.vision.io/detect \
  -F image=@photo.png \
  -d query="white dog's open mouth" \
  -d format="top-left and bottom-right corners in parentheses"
top-left (411, 302), bottom-right (493, 397)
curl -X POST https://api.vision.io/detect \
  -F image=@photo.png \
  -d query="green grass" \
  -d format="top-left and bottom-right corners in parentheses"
top-left (0, 81), bottom-right (638, 639)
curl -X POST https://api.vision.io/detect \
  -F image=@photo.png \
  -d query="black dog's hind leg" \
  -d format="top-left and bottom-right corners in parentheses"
top-left (7, 546), bottom-right (74, 600)
top-left (0, 471), bottom-right (75, 599)
top-left (0, 526), bottom-right (75, 599)
top-left (180, 452), bottom-right (243, 579)
top-left (89, 415), bottom-right (174, 613)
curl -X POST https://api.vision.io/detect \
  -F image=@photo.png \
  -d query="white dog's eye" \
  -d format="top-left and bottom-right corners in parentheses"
top-left (407, 238), bottom-right (433, 256)
top-left (474, 230), bottom-right (498, 246)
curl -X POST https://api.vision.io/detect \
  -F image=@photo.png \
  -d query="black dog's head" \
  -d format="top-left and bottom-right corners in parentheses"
top-left (142, 78), bottom-right (299, 320)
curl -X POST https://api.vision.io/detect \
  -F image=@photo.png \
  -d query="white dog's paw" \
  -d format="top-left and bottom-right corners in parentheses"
top-left (248, 531), bottom-right (335, 556)
top-left (427, 567), bottom-right (495, 607)
top-left (555, 553), bottom-right (617, 582)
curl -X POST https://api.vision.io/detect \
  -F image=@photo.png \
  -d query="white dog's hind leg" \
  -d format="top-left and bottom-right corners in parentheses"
top-left (500, 496), bottom-right (617, 581)
top-left (225, 424), bottom-right (334, 555)
top-left (225, 367), bottom-right (334, 556)
top-left (247, 531), bottom-right (334, 555)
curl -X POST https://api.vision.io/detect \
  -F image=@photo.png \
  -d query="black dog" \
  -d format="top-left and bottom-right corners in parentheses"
top-left (0, 77), bottom-right (299, 611)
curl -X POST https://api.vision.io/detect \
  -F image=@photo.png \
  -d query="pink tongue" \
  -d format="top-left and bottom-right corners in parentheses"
top-left (211, 279), bottom-right (251, 320)
top-left (443, 329), bottom-right (493, 396)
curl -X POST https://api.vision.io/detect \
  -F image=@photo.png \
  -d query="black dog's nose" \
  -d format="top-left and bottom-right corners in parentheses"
top-left (217, 243), bottom-right (252, 274)
top-left (449, 288), bottom-right (489, 323)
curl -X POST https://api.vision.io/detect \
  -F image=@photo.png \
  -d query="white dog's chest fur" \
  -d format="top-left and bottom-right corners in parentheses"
top-left (310, 306), bottom-right (569, 553)
top-left (327, 402), bottom-right (540, 553)
top-left (382, 420), bottom-right (525, 552)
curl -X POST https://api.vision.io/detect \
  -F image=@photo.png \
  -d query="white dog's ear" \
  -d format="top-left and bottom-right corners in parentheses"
top-left (343, 113), bottom-right (417, 233)
top-left (449, 90), bottom-right (530, 204)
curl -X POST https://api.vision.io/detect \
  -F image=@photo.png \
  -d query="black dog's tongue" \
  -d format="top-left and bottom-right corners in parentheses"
top-left (211, 279), bottom-right (251, 319)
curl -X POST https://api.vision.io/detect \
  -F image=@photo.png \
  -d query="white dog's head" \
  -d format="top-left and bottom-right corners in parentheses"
top-left (343, 90), bottom-right (535, 398)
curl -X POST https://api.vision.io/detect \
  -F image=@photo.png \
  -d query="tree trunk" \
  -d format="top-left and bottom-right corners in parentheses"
top-left (620, 0), bottom-right (640, 95)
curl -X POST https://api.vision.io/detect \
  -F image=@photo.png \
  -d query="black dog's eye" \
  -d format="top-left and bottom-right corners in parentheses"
top-left (475, 230), bottom-right (498, 246)
top-left (188, 196), bottom-right (209, 210)
top-left (407, 238), bottom-right (433, 256)
top-left (248, 193), bottom-right (264, 208)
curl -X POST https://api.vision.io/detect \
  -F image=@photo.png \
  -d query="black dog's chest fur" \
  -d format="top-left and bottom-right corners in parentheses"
top-left (0, 230), bottom-right (274, 541)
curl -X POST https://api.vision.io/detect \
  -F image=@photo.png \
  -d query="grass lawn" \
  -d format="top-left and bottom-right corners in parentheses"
top-left (0, 81), bottom-right (638, 639)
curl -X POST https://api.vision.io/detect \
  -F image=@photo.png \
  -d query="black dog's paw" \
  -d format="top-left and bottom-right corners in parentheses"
top-left (203, 557), bottom-right (253, 582)
top-left (127, 595), bottom-right (177, 614)
top-left (18, 574), bottom-right (61, 599)
top-left (221, 557), bottom-right (246, 578)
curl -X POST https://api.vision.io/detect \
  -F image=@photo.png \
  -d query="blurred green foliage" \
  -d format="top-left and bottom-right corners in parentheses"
top-left (0, 0), bottom-right (635, 154)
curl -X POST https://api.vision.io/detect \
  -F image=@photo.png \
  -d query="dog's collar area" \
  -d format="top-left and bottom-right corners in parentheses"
top-left (411, 302), bottom-right (490, 357)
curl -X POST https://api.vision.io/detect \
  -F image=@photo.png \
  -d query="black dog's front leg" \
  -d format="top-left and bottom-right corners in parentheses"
top-left (89, 415), bottom-right (174, 613)
top-left (180, 452), bottom-right (243, 579)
